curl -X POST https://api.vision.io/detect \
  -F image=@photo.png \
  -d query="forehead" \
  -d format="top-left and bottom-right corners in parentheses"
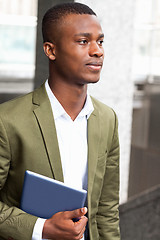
top-left (57, 14), bottom-right (103, 37)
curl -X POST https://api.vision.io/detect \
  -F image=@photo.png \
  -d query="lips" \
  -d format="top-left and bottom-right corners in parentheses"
top-left (86, 61), bottom-right (103, 71)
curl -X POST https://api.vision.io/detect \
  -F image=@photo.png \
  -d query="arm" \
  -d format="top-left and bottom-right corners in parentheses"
top-left (96, 113), bottom-right (120, 240)
top-left (0, 201), bottom-right (38, 240)
top-left (0, 117), bottom-right (38, 240)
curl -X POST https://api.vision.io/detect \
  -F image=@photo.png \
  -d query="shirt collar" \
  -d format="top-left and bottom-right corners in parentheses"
top-left (45, 80), bottom-right (94, 120)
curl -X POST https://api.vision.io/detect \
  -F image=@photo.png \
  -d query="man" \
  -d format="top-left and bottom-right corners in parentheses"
top-left (0, 2), bottom-right (120, 240)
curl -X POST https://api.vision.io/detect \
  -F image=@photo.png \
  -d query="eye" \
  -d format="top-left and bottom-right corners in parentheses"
top-left (97, 40), bottom-right (104, 46)
top-left (78, 39), bottom-right (88, 45)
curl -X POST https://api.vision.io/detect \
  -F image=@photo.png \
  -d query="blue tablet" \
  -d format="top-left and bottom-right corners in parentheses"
top-left (20, 170), bottom-right (87, 219)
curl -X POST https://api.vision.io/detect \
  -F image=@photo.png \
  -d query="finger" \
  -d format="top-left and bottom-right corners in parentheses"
top-left (80, 234), bottom-right (84, 239)
top-left (80, 216), bottom-right (88, 229)
top-left (65, 207), bottom-right (88, 220)
top-left (80, 207), bottom-right (87, 216)
top-left (77, 226), bottom-right (86, 239)
top-left (74, 216), bottom-right (88, 234)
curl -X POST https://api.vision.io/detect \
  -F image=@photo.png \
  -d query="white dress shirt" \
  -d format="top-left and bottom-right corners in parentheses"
top-left (32, 80), bottom-right (94, 240)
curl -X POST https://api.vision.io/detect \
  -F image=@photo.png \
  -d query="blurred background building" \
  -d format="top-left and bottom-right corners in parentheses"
top-left (0, 0), bottom-right (160, 239)
top-left (129, 0), bottom-right (160, 198)
top-left (0, 0), bottom-right (37, 99)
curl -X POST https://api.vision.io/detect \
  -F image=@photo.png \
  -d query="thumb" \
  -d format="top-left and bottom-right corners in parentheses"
top-left (67, 207), bottom-right (87, 219)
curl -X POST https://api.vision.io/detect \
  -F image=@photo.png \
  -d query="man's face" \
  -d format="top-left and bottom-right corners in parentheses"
top-left (51, 14), bottom-right (104, 86)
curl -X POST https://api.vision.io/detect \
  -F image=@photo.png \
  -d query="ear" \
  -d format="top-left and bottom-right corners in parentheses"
top-left (43, 42), bottom-right (56, 61)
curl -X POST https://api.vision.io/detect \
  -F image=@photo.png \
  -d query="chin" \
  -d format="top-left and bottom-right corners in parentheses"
top-left (78, 73), bottom-right (101, 85)
top-left (87, 77), bottom-right (100, 84)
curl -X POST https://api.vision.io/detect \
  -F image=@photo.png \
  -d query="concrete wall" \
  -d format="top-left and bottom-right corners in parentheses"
top-left (119, 185), bottom-right (160, 240)
top-left (77, 0), bottom-right (135, 203)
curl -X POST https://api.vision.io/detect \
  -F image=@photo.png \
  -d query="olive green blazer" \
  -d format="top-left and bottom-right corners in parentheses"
top-left (0, 84), bottom-right (120, 240)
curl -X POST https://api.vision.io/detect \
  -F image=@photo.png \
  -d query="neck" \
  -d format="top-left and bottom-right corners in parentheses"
top-left (48, 77), bottom-right (87, 121)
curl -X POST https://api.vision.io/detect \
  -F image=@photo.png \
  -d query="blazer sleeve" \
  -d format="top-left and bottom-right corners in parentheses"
top-left (96, 112), bottom-right (120, 240)
top-left (0, 116), bottom-right (38, 240)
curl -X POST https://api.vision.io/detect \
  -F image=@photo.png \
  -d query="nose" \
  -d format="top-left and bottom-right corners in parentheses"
top-left (89, 42), bottom-right (104, 58)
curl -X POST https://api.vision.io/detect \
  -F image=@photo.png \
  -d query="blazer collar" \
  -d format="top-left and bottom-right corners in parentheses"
top-left (32, 83), bottom-right (64, 182)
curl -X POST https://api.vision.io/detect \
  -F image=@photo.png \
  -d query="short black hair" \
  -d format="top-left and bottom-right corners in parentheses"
top-left (42, 2), bottom-right (96, 42)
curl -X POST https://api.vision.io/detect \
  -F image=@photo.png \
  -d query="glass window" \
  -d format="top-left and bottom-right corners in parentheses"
top-left (0, 0), bottom-right (38, 80)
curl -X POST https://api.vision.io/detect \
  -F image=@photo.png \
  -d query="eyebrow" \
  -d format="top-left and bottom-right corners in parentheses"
top-left (74, 33), bottom-right (104, 38)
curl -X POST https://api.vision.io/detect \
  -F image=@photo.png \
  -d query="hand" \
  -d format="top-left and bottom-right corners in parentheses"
top-left (42, 207), bottom-right (88, 240)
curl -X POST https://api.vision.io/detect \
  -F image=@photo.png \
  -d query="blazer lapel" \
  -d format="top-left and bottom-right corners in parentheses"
top-left (87, 105), bottom-right (100, 205)
top-left (32, 84), bottom-right (64, 182)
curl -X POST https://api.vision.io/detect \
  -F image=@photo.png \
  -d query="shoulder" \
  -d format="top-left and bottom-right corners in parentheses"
top-left (91, 96), bottom-right (117, 121)
top-left (89, 96), bottom-right (119, 153)
top-left (90, 96), bottom-right (118, 140)
top-left (0, 91), bottom-right (33, 114)
top-left (0, 84), bottom-right (48, 130)
top-left (0, 83), bottom-right (46, 115)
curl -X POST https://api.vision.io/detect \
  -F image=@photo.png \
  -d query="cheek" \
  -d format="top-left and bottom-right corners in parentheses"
top-left (55, 46), bottom-right (88, 73)
top-left (62, 55), bottom-right (84, 71)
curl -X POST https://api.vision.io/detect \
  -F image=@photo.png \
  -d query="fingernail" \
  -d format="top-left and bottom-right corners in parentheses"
top-left (80, 207), bottom-right (87, 213)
